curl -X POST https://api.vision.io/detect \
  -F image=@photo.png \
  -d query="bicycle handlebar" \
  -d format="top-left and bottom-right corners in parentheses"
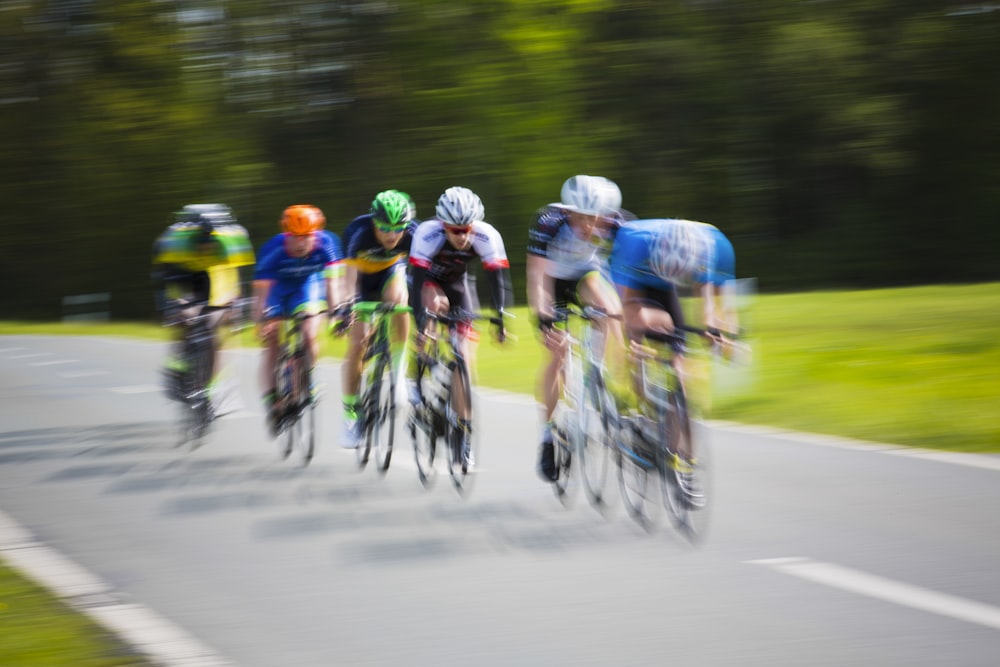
top-left (539, 304), bottom-right (623, 329)
top-left (352, 301), bottom-right (412, 318)
top-left (424, 308), bottom-right (506, 327)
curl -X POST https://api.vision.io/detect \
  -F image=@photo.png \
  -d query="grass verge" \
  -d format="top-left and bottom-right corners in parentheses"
top-left (0, 561), bottom-right (150, 666)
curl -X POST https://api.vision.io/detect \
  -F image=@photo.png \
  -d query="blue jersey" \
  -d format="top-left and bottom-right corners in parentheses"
top-left (254, 231), bottom-right (344, 284)
top-left (610, 219), bottom-right (731, 289)
top-left (701, 224), bottom-right (735, 285)
top-left (254, 231), bottom-right (343, 318)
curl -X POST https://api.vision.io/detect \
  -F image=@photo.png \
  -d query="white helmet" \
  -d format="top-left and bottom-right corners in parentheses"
top-left (435, 186), bottom-right (484, 227)
top-left (649, 220), bottom-right (709, 282)
top-left (560, 175), bottom-right (622, 216)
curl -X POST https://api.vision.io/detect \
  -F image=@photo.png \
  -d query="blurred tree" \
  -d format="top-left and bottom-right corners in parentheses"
top-left (1, 0), bottom-right (997, 317)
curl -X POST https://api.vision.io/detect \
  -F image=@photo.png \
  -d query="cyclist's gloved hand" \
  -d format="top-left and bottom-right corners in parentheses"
top-left (328, 303), bottom-right (354, 336)
top-left (534, 313), bottom-right (556, 332)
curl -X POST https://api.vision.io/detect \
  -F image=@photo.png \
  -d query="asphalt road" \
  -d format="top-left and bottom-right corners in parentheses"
top-left (1, 335), bottom-right (999, 666)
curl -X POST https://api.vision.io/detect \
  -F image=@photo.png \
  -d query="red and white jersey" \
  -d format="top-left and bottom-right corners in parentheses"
top-left (409, 219), bottom-right (510, 283)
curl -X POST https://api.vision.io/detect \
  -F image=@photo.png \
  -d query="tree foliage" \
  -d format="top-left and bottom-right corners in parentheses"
top-left (1, 0), bottom-right (997, 318)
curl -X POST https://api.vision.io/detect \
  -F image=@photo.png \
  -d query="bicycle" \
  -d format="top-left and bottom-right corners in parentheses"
top-left (168, 309), bottom-right (216, 450)
top-left (351, 301), bottom-right (412, 473)
top-left (544, 304), bottom-right (623, 509)
top-left (619, 326), bottom-right (713, 539)
top-left (272, 310), bottom-right (322, 466)
top-left (409, 308), bottom-right (504, 494)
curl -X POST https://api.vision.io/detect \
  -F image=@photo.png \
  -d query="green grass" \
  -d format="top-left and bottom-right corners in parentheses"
top-left (710, 283), bottom-right (1000, 452)
top-left (0, 562), bottom-right (149, 666)
top-left (3, 281), bottom-right (998, 451)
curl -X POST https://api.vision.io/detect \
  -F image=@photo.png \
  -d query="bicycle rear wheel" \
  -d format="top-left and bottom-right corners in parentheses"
top-left (275, 353), bottom-right (295, 460)
top-left (370, 355), bottom-right (395, 473)
top-left (659, 391), bottom-right (711, 541)
top-left (445, 361), bottom-right (476, 495)
top-left (578, 369), bottom-right (614, 508)
top-left (410, 358), bottom-right (439, 488)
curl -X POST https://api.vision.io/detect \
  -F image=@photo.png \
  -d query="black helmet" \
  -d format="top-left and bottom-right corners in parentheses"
top-left (176, 204), bottom-right (235, 243)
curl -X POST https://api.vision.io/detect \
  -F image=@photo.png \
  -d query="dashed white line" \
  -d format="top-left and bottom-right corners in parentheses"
top-left (748, 557), bottom-right (1000, 632)
top-left (31, 359), bottom-right (77, 366)
top-left (8, 352), bottom-right (52, 360)
top-left (110, 385), bottom-right (163, 395)
top-left (60, 370), bottom-right (111, 378)
top-left (0, 509), bottom-right (233, 666)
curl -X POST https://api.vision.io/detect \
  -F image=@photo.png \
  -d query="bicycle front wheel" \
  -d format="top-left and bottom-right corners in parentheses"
top-left (445, 361), bottom-right (476, 495)
top-left (659, 391), bottom-right (711, 541)
top-left (370, 355), bottom-right (395, 474)
top-left (578, 370), bottom-right (614, 508)
top-left (410, 359), bottom-right (439, 488)
top-left (552, 417), bottom-right (577, 506)
top-left (293, 357), bottom-right (316, 466)
top-left (356, 364), bottom-right (375, 470)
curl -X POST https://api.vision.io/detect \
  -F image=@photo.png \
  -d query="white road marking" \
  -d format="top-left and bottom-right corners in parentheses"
top-left (8, 352), bottom-right (52, 359)
top-left (0, 509), bottom-right (234, 666)
top-left (748, 557), bottom-right (1000, 632)
top-left (31, 359), bottom-right (77, 366)
top-left (110, 385), bottom-right (163, 394)
top-left (708, 420), bottom-right (1000, 472)
top-left (60, 370), bottom-right (111, 378)
top-left (0, 347), bottom-right (25, 353)
top-left (882, 448), bottom-right (1000, 472)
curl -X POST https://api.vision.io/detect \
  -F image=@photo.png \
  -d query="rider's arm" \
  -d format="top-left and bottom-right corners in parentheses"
top-left (252, 279), bottom-right (273, 325)
top-left (408, 261), bottom-right (429, 331)
top-left (484, 265), bottom-right (510, 315)
top-left (151, 263), bottom-right (167, 315)
top-left (526, 254), bottom-right (554, 323)
top-left (324, 260), bottom-right (345, 313)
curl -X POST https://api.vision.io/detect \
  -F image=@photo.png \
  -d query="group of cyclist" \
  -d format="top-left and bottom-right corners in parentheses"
top-left (151, 175), bottom-right (738, 501)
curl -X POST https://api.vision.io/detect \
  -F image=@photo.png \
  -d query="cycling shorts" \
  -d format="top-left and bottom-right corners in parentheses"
top-left (358, 263), bottom-right (407, 302)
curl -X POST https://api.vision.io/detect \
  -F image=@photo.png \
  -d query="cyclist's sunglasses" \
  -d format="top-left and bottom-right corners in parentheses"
top-left (374, 219), bottom-right (407, 233)
top-left (445, 225), bottom-right (472, 235)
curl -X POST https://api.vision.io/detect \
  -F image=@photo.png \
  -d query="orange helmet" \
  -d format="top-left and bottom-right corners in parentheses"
top-left (281, 204), bottom-right (325, 235)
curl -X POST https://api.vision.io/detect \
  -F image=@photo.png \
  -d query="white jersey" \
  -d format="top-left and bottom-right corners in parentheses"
top-left (409, 219), bottom-right (510, 284)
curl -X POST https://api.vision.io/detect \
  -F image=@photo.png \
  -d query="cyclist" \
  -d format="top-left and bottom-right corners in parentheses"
top-left (152, 203), bottom-right (255, 414)
top-left (609, 217), bottom-right (737, 354)
top-left (407, 186), bottom-right (510, 435)
top-left (253, 204), bottom-right (346, 435)
top-left (608, 217), bottom-right (737, 504)
top-left (527, 174), bottom-right (628, 483)
top-left (338, 189), bottom-right (418, 448)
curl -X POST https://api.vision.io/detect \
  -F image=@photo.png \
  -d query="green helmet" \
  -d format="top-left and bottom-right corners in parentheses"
top-left (371, 190), bottom-right (415, 231)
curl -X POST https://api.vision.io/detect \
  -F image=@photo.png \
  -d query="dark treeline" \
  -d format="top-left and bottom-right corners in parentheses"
top-left (2, 1), bottom-right (997, 319)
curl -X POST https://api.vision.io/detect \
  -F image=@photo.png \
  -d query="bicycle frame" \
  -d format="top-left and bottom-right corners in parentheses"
top-left (551, 304), bottom-right (621, 507)
top-left (411, 308), bottom-right (503, 494)
top-left (172, 310), bottom-right (217, 449)
top-left (273, 310), bottom-right (319, 465)
top-left (622, 326), bottom-right (710, 539)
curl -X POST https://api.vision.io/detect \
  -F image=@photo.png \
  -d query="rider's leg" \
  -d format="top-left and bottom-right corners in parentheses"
top-left (342, 315), bottom-right (365, 420)
top-left (383, 267), bottom-right (410, 395)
